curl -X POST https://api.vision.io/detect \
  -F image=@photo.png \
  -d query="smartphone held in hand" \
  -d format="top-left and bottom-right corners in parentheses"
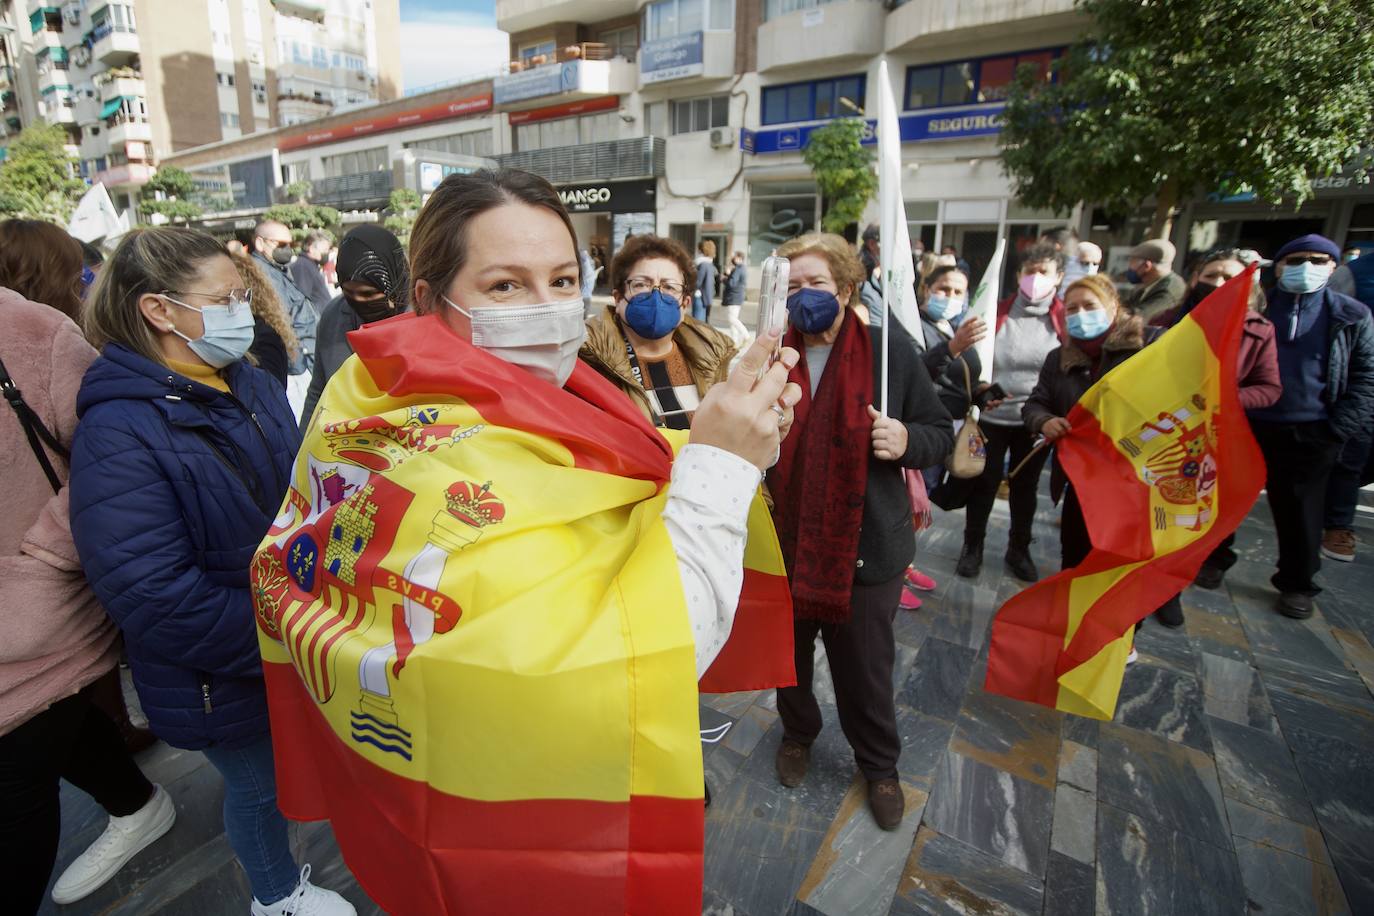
top-left (756, 255), bottom-right (790, 371)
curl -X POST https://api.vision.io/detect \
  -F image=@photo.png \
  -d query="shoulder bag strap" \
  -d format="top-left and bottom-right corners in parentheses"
top-left (0, 353), bottom-right (69, 493)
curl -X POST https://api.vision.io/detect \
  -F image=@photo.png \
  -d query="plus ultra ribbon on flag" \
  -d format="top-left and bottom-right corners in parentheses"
top-left (250, 312), bottom-right (794, 914)
top-left (984, 267), bottom-right (1265, 719)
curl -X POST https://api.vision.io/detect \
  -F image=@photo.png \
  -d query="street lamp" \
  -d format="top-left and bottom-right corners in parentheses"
top-left (838, 95), bottom-right (865, 116)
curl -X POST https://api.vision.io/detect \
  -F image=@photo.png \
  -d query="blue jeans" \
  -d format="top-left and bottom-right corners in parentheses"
top-left (692, 292), bottom-right (707, 322)
top-left (202, 734), bottom-right (300, 905)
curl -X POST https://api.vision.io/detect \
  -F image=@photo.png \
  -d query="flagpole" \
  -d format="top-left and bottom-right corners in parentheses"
top-left (881, 269), bottom-right (890, 416)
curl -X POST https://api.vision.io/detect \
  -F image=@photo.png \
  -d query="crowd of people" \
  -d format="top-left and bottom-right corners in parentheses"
top-left (2, 167), bottom-right (1372, 914)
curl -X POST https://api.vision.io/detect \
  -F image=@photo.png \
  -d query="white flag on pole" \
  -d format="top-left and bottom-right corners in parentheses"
top-left (67, 183), bottom-right (124, 244)
top-left (876, 59), bottom-right (923, 347)
top-left (966, 237), bottom-right (1006, 384)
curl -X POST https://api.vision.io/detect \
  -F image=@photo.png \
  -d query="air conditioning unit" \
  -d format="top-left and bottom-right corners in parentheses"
top-left (708, 127), bottom-right (735, 149)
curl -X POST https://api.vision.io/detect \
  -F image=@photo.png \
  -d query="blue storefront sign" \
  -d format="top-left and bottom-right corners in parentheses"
top-left (640, 31), bottom-right (705, 84)
top-left (741, 103), bottom-right (1006, 154)
top-left (494, 60), bottom-right (583, 105)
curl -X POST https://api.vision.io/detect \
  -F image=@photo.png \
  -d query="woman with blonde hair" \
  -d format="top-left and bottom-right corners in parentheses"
top-left (228, 250), bottom-right (300, 387)
top-left (767, 232), bottom-right (952, 831)
top-left (68, 227), bottom-right (353, 916)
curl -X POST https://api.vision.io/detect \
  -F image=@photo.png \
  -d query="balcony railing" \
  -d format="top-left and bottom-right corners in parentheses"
top-left (494, 136), bottom-right (665, 186)
top-left (277, 170), bottom-right (395, 210)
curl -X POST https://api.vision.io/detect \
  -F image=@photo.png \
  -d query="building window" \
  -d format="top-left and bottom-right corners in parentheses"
top-left (643, 0), bottom-right (734, 41)
top-left (763, 0), bottom-right (845, 20)
top-left (670, 94), bottom-right (728, 134)
top-left (514, 111), bottom-right (617, 152)
top-left (404, 130), bottom-right (493, 158)
top-left (220, 111), bottom-right (240, 128)
top-left (599, 26), bottom-right (638, 60)
top-left (321, 146), bottom-right (389, 178)
top-left (748, 181), bottom-right (817, 263)
top-left (761, 74), bottom-right (864, 126)
top-left (217, 72), bottom-right (236, 87)
top-left (518, 40), bottom-right (555, 65)
top-left (904, 48), bottom-right (1063, 110)
top-left (645, 101), bottom-right (668, 138)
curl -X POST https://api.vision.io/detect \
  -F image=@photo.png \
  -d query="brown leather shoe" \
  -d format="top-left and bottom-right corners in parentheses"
top-left (868, 778), bottom-right (904, 830)
top-left (775, 739), bottom-right (810, 788)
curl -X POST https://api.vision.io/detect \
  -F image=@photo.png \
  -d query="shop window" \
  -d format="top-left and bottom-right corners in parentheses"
top-left (749, 184), bottom-right (817, 262)
top-left (670, 94), bottom-right (728, 134)
top-left (643, 0), bottom-right (733, 41)
top-left (906, 48), bottom-right (1064, 110)
top-left (761, 74), bottom-right (866, 126)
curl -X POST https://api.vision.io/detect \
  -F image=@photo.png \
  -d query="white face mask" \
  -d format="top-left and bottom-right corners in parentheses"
top-left (443, 295), bottom-right (586, 388)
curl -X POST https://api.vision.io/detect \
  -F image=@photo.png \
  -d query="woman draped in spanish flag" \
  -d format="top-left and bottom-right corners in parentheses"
top-left (250, 169), bottom-right (801, 915)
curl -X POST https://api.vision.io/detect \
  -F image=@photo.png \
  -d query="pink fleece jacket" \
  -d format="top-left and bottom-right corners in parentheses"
top-left (0, 287), bottom-right (118, 735)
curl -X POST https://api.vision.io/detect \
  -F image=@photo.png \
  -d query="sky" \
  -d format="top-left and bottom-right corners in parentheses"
top-left (397, 0), bottom-right (509, 94)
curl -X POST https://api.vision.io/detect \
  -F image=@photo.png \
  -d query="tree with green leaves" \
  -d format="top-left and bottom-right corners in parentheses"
top-left (1000, 0), bottom-right (1374, 239)
top-left (802, 119), bottom-right (877, 235)
top-left (139, 165), bottom-right (202, 224)
top-left (384, 188), bottom-right (421, 243)
top-left (0, 123), bottom-right (86, 222)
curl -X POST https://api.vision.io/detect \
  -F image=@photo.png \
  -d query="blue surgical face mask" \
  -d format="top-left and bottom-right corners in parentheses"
top-left (1278, 262), bottom-right (1330, 295)
top-left (1125, 267), bottom-right (1143, 284)
top-left (623, 288), bottom-right (682, 340)
top-left (1067, 308), bottom-right (1112, 340)
top-left (924, 292), bottom-right (965, 321)
top-left (165, 294), bottom-right (255, 369)
top-left (786, 287), bottom-right (841, 334)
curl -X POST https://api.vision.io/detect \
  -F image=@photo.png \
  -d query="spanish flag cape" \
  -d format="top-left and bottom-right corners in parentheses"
top-left (984, 268), bottom-right (1265, 719)
top-left (249, 312), bottom-right (793, 914)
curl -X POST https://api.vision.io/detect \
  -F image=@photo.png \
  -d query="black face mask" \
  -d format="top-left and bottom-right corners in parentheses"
top-left (271, 245), bottom-right (294, 266)
top-left (347, 295), bottom-right (394, 323)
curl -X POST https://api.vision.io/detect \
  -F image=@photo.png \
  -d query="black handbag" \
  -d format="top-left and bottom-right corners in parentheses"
top-left (0, 353), bottom-right (69, 493)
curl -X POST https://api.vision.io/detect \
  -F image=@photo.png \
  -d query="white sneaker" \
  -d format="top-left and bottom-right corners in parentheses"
top-left (251, 865), bottom-right (356, 916)
top-left (51, 784), bottom-right (176, 904)
top-left (1126, 646), bottom-right (1139, 666)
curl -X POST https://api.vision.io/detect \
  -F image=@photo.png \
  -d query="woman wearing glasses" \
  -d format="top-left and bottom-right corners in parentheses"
top-left (68, 229), bottom-right (355, 916)
top-left (582, 234), bottom-right (737, 430)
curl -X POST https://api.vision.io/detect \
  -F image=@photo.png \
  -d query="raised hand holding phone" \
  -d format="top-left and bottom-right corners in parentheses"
top-left (754, 256), bottom-right (790, 376)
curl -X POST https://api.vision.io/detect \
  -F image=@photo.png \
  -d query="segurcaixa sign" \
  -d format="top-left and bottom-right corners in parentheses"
top-left (557, 179), bottom-right (656, 213)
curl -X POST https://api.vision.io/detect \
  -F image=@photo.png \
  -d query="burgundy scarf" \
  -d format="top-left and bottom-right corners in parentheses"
top-left (767, 310), bottom-right (873, 622)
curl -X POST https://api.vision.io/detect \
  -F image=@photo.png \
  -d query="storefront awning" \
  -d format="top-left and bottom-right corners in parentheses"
top-left (99, 95), bottom-right (129, 119)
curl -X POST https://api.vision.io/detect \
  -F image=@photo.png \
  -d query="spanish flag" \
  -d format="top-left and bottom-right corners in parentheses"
top-left (984, 268), bottom-right (1265, 719)
top-left (250, 312), bottom-right (793, 914)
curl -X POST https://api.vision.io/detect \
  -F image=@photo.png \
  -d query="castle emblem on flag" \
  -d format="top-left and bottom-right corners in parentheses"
top-left (322, 405), bottom-right (484, 472)
top-left (325, 483), bottom-right (379, 585)
top-left (1119, 395), bottom-right (1219, 532)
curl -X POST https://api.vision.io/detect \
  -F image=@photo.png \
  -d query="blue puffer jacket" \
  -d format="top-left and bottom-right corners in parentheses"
top-left (69, 345), bottom-right (300, 749)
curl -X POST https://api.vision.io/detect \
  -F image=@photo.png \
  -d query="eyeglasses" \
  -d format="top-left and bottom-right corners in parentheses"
top-left (626, 276), bottom-right (686, 297)
top-left (1281, 255), bottom-right (1333, 266)
top-left (165, 288), bottom-right (253, 314)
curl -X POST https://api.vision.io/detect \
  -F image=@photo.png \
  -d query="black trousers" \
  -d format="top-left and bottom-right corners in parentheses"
top-left (1, 690), bottom-right (155, 915)
top-left (777, 573), bottom-right (904, 781)
top-left (1252, 421), bottom-right (1343, 596)
top-left (964, 421), bottom-right (1050, 547)
top-left (1201, 533), bottom-right (1239, 573)
top-left (1324, 428), bottom-right (1374, 530)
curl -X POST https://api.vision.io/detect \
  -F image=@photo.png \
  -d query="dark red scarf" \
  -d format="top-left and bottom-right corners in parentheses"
top-left (766, 310), bottom-right (873, 622)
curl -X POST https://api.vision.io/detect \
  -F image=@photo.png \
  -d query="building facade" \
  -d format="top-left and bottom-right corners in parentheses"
top-left (132, 0), bottom-right (1374, 286)
top-left (0, 0), bottom-right (400, 209)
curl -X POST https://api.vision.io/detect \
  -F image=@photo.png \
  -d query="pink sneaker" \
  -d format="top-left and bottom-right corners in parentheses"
top-left (904, 568), bottom-right (937, 591)
top-left (899, 586), bottom-right (923, 610)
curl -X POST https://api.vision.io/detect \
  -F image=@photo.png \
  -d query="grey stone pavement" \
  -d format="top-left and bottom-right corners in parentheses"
top-left (40, 484), bottom-right (1374, 915)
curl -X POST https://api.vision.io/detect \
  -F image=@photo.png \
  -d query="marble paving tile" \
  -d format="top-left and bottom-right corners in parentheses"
top-left (1329, 848), bottom-right (1374, 916)
top-left (1329, 627), bottom-right (1374, 696)
top-left (1229, 579), bottom-right (1349, 673)
top-left (893, 607), bottom-right (931, 651)
top-left (706, 744), bottom-right (748, 799)
top-left (737, 716), bottom-right (859, 820)
top-left (890, 827), bottom-right (1044, 916)
top-left (1267, 682), bottom-right (1374, 755)
top-left (1225, 798), bottom-right (1332, 866)
top-left (1198, 652), bottom-right (1279, 733)
top-left (1184, 602), bottom-right (1254, 663)
top-left (1253, 650), bottom-right (1372, 706)
top-left (923, 748), bottom-right (1054, 877)
top-left (724, 703), bottom-right (780, 757)
top-left (900, 637), bottom-right (977, 722)
top-left (1234, 838), bottom-right (1351, 916)
top-left (916, 523), bottom-right (966, 563)
top-left (706, 689), bottom-right (763, 718)
top-left (1114, 661), bottom-right (1213, 753)
top-left (1050, 783), bottom-right (1095, 865)
top-left (947, 689), bottom-right (1062, 790)
top-left (895, 705), bottom-right (956, 791)
top-left (1133, 617), bottom-right (1200, 676)
top-left (1284, 730), bottom-right (1374, 846)
top-left (703, 771), bottom-right (832, 916)
top-left (1057, 740), bottom-right (1097, 793)
top-left (1096, 803), bottom-right (1246, 916)
top-left (922, 578), bottom-right (1000, 650)
top-left (1096, 722), bottom-right (1230, 850)
top-left (700, 701), bottom-right (736, 733)
top-left (893, 641), bottom-right (920, 694)
top-left (1317, 587), bottom-right (1374, 649)
top-left (1060, 713), bottom-right (1099, 749)
top-left (1042, 850), bottom-right (1095, 916)
top-left (1206, 715), bottom-right (1315, 825)
top-left (795, 776), bottom-right (928, 916)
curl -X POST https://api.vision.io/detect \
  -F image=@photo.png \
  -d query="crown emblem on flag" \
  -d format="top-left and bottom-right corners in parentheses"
top-left (445, 480), bottom-right (506, 529)
top-left (322, 408), bottom-right (484, 472)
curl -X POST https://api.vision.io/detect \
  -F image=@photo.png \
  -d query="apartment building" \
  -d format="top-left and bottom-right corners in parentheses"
top-left (150, 0), bottom-right (1374, 274)
top-left (0, 0), bottom-right (400, 210)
